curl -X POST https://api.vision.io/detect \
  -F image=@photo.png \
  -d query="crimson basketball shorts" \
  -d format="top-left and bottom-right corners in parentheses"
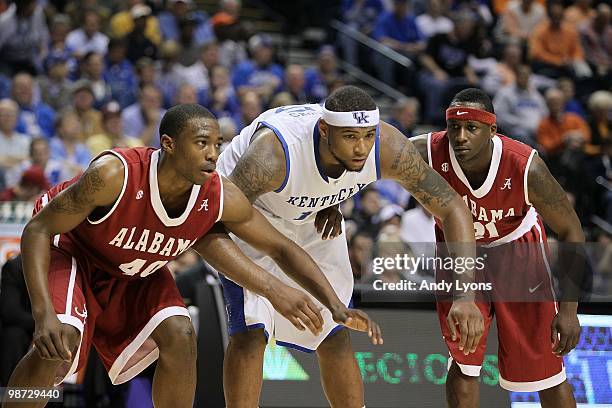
top-left (436, 223), bottom-right (566, 392)
top-left (47, 245), bottom-right (189, 385)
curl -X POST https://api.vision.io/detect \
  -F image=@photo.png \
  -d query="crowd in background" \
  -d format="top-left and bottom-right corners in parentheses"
top-left (0, 0), bottom-right (610, 391)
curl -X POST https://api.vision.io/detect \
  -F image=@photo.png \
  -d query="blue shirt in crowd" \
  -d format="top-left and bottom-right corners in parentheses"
top-left (372, 11), bottom-right (424, 44)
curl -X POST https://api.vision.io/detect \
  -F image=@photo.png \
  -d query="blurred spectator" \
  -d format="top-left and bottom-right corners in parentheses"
top-left (126, 5), bottom-right (158, 63)
top-left (211, 0), bottom-right (250, 43)
top-left (158, 0), bottom-right (214, 46)
top-left (0, 256), bottom-right (33, 387)
top-left (49, 109), bottom-right (91, 178)
top-left (305, 46), bottom-right (341, 103)
top-left (400, 200), bottom-right (436, 260)
top-left (338, 0), bottom-right (385, 66)
top-left (104, 38), bottom-right (138, 108)
top-left (537, 87), bottom-right (591, 157)
top-left (558, 77), bottom-right (586, 118)
top-left (232, 34), bottom-right (283, 103)
top-left (6, 137), bottom-right (66, 187)
top-left (174, 83), bottom-right (198, 105)
top-left (416, 0), bottom-right (454, 39)
top-left (564, 0), bottom-right (595, 30)
top-left (47, 14), bottom-right (78, 78)
top-left (87, 101), bottom-right (137, 155)
top-left (529, 0), bottom-right (592, 79)
top-left (157, 41), bottom-right (185, 108)
top-left (12, 72), bottom-right (55, 138)
top-left (122, 84), bottom-right (165, 147)
top-left (199, 64), bottom-right (239, 119)
top-left (269, 92), bottom-right (296, 109)
top-left (180, 41), bottom-right (220, 91)
top-left (0, 165), bottom-right (49, 201)
top-left (493, 64), bottom-right (547, 146)
top-left (135, 57), bottom-right (157, 90)
top-left (480, 42), bottom-right (522, 95)
top-left (496, 0), bottom-right (546, 44)
top-left (110, 0), bottom-right (161, 45)
top-left (283, 64), bottom-right (308, 104)
top-left (388, 97), bottom-right (419, 138)
top-left (175, 258), bottom-right (214, 306)
top-left (377, 204), bottom-right (405, 232)
top-left (218, 116), bottom-right (238, 150)
top-left (81, 52), bottom-right (112, 109)
top-left (167, 249), bottom-right (200, 277)
top-left (579, 4), bottom-right (611, 78)
top-left (584, 91), bottom-right (612, 156)
top-left (351, 187), bottom-right (382, 237)
top-left (71, 79), bottom-right (103, 140)
top-left (65, 10), bottom-right (109, 58)
top-left (0, 99), bottom-right (30, 172)
top-left (48, 13), bottom-right (72, 53)
top-left (371, 0), bottom-right (425, 87)
top-left (0, 0), bottom-right (49, 76)
top-left (418, 11), bottom-right (480, 124)
top-left (39, 50), bottom-right (72, 111)
top-left (235, 91), bottom-right (262, 130)
top-left (349, 231), bottom-right (374, 279)
top-left (176, 14), bottom-right (204, 67)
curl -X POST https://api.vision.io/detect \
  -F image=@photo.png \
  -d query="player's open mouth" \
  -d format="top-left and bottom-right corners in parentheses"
top-left (201, 167), bottom-right (215, 174)
top-left (352, 158), bottom-right (367, 164)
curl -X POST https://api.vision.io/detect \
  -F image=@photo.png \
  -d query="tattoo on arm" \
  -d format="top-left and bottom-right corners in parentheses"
top-left (49, 167), bottom-right (106, 214)
top-left (229, 132), bottom-right (285, 203)
top-left (391, 138), bottom-right (455, 208)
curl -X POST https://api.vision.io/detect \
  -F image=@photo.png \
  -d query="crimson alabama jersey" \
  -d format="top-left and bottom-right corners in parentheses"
top-left (35, 147), bottom-right (223, 279)
top-left (427, 131), bottom-right (539, 245)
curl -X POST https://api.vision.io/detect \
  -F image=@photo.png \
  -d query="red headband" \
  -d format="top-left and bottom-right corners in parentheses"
top-left (446, 107), bottom-right (496, 125)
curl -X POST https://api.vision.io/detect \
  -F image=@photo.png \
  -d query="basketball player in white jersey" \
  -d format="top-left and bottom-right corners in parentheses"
top-left (217, 86), bottom-right (483, 407)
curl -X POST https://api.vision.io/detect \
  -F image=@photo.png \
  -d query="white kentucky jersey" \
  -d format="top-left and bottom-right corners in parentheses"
top-left (217, 104), bottom-right (382, 224)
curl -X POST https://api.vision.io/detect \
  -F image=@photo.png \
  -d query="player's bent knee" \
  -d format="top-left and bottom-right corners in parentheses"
top-left (228, 329), bottom-right (267, 352)
top-left (152, 316), bottom-right (197, 357)
top-left (317, 329), bottom-right (351, 356)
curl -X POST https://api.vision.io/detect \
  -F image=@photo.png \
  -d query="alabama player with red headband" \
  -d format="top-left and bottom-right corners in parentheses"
top-left (411, 88), bottom-right (583, 407)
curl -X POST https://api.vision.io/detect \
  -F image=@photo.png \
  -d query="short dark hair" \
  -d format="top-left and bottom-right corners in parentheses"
top-left (450, 88), bottom-right (495, 114)
top-left (159, 104), bottom-right (216, 139)
top-left (324, 85), bottom-right (377, 112)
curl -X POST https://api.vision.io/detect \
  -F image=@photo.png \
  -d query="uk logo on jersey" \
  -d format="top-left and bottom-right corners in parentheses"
top-left (353, 112), bottom-right (369, 125)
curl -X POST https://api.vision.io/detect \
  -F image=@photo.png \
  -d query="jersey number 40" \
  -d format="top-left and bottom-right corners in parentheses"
top-left (119, 259), bottom-right (169, 277)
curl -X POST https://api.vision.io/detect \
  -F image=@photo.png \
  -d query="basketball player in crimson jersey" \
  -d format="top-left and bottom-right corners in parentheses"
top-left (410, 89), bottom-right (582, 407)
top-left (2, 104), bottom-right (381, 408)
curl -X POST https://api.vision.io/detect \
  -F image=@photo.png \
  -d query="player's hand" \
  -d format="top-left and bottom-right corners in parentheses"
top-left (269, 284), bottom-right (324, 336)
top-left (314, 205), bottom-right (343, 240)
top-left (33, 312), bottom-right (73, 361)
top-left (551, 309), bottom-right (581, 356)
top-left (332, 306), bottom-right (383, 345)
top-left (446, 300), bottom-right (484, 355)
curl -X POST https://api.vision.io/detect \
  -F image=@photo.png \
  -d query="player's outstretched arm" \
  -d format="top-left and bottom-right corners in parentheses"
top-left (218, 178), bottom-right (383, 344)
top-left (22, 155), bottom-right (124, 361)
top-left (192, 226), bottom-right (324, 335)
top-left (380, 122), bottom-right (483, 354)
top-left (527, 154), bottom-right (584, 355)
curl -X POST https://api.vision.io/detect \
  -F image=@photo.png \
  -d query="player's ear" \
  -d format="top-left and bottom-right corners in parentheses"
top-left (319, 120), bottom-right (329, 141)
top-left (490, 124), bottom-right (497, 135)
top-left (160, 134), bottom-right (175, 153)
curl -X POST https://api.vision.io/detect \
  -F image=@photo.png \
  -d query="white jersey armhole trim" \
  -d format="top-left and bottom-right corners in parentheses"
top-left (426, 132), bottom-right (432, 167)
top-left (524, 149), bottom-right (537, 206)
top-left (87, 150), bottom-right (129, 225)
top-left (216, 174), bottom-right (225, 223)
